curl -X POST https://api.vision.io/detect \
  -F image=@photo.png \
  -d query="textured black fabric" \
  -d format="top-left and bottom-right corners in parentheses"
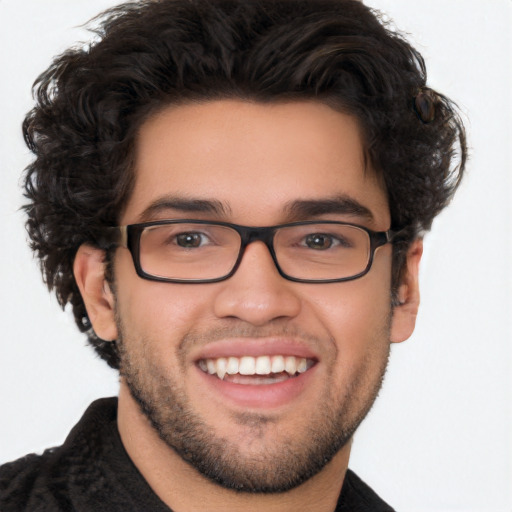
top-left (0, 398), bottom-right (394, 511)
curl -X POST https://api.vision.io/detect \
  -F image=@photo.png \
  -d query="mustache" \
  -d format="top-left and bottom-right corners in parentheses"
top-left (177, 321), bottom-right (331, 354)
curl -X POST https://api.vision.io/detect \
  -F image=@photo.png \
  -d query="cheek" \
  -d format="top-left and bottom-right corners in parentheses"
top-left (114, 252), bottom-right (215, 348)
top-left (305, 259), bottom-right (393, 361)
top-left (305, 279), bottom-right (392, 411)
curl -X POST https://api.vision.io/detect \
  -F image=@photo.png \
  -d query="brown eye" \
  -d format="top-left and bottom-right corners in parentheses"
top-left (176, 232), bottom-right (203, 248)
top-left (305, 234), bottom-right (333, 250)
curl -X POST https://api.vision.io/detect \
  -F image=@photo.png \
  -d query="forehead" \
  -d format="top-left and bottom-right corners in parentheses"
top-left (123, 100), bottom-right (390, 228)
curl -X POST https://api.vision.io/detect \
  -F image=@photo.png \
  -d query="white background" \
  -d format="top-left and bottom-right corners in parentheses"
top-left (0, 1), bottom-right (510, 511)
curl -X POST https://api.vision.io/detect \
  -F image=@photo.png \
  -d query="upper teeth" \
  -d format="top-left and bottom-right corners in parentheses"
top-left (198, 355), bottom-right (311, 380)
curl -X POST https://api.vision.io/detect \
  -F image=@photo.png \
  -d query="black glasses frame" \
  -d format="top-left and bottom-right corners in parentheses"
top-left (103, 219), bottom-right (398, 284)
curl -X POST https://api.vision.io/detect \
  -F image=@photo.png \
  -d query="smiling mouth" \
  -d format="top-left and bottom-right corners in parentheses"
top-left (197, 355), bottom-right (316, 384)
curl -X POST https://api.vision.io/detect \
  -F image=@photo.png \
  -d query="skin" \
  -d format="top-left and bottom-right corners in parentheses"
top-left (74, 100), bottom-right (422, 512)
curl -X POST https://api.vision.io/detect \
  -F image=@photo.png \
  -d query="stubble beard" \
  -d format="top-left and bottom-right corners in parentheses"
top-left (116, 318), bottom-right (391, 494)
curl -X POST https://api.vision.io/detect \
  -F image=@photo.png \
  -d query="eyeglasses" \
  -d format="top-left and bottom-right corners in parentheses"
top-left (103, 219), bottom-right (398, 284)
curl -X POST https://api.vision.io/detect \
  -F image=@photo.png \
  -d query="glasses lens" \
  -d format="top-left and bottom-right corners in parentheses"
top-left (274, 223), bottom-right (370, 280)
top-left (139, 223), bottom-right (241, 280)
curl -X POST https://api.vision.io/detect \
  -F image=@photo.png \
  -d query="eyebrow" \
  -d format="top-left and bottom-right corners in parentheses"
top-left (138, 196), bottom-right (231, 221)
top-left (137, 194), bottom-right (374, 223)
top-left (283, 195), bottom-right (375, 222)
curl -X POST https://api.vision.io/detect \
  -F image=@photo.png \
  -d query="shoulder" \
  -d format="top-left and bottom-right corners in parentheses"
top-left (0, 398), bottom-right (119, 512)
top-left (336, 469), bottom-right (395, 512)
top-left (0, 448), bottom-right (68, 511)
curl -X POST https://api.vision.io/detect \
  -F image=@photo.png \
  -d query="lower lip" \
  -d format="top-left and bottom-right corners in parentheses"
top-left (195, 365), bottom-right (317, 409)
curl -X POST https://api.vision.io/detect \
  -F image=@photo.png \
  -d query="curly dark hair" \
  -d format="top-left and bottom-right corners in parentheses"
top-left (22, 0), bottom-right (467, 369)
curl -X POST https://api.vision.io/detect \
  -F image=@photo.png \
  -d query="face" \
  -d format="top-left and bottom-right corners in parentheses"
top-left (80, 100), bottom-right (418, 493)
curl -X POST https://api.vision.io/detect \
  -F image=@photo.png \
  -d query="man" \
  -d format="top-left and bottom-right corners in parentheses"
top-left (0, 0), bottom-right (467, 510)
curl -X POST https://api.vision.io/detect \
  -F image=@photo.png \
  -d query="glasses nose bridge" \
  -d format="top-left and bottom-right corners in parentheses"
top-left (238, 225), bottom-right (278, 258)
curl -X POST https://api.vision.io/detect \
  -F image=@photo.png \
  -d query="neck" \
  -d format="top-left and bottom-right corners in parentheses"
top-left (117, 382), bottom-right (351, 512)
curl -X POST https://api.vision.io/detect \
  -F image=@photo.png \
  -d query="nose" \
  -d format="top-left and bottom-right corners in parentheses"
top-left (213, 241), bottom-right (302, 326)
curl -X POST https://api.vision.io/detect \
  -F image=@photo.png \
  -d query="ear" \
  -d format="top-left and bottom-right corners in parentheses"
top-left (390, 238), bottom-right (423, 343)
top-left (73, 244), bottom-right (118, 341)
